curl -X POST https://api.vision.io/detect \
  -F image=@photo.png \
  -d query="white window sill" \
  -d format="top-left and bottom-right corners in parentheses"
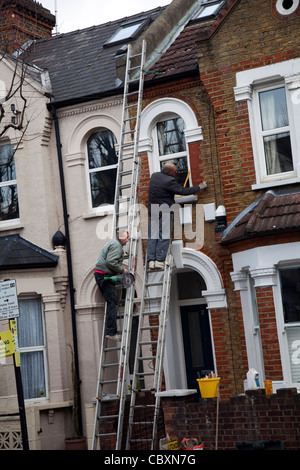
top-left (0, 220), bottom-right (24, 231)
top-left (252, 176), bottom-right (300, 191)
top-left (83, 205), bottom-right (114, 219)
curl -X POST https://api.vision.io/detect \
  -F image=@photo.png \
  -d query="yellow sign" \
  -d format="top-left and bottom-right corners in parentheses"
top-left (0, 329), bottom-right (16, 358)
top-left (9, 319), bottom-right (20, 367)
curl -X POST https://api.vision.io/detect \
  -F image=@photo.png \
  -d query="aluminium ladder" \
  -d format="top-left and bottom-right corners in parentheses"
top-left (126, 249), bottom-right (173, 450)
top-left (92, 40), bottom-right (146, 450)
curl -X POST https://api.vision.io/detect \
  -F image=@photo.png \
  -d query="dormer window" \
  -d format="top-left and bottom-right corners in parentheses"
top-left (105, 18), bottom-right (149, 46)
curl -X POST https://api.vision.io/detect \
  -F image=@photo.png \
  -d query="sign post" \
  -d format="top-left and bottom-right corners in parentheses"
top-left (0, 280), bottom-right (29, 451)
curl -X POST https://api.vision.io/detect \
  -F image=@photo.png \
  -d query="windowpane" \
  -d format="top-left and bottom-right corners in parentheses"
top-left (264, 132), bottom-right (293, 175)
top-left (0, 184), bottom-right (19, 220)
top-left (286, 328), bottom-right (300, 383)
top-left (87, 130), bottom-right (118, 207)
top-left (196, 1), bottom-right (224, 19)
top-left (88, 130), bottom-right (118, 169)
top-left (0, 143), bottom-right (16, 182)
top-left (90, 168), bottom-right (117, 206)
top-left (279, 268), bottom-right (300, 323)
top-left (17, 298), bottom-right (46, 400)
top-left (157, 118), bottom-right (186, 156)
top-left (20, 351), bottom-right (46, 399)
top-left (107, 21), bottom-right (144, 44)
top-left (259, 87), bottom-right (289, 131)
top-left (177, 271), bottom-right (206, 300)
top-left (18, 299), bottom-right (44, 347)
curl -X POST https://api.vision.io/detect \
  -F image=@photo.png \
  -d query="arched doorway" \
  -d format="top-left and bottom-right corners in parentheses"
top-left (164, 247), bottom-right (227, 392)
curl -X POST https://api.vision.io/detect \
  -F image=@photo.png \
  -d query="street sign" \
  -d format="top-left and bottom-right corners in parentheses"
top-left (0, 279), bottom-right (19, 320)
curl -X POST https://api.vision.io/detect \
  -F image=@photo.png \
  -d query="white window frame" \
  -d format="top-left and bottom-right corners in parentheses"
top-left (17, 296), bottom-right (48, 403)
top-left (85, 128), bottom-right (118, 216)
top-left (0, 139), bottom-right (20, 226)
top-left (234, 58), bottom-right (300, 190)
top-left (231, 242), bottom-right (300, 391)
top-left (139, 97), bottom-right (203, 179)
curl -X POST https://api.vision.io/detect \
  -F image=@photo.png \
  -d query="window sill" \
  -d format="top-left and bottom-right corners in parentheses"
top-left (252, 176), bottom-right (300, 191)
top-left (83, 205), bottom-right (114, 219)
top-left (0, 220), bottom-right (24, 232)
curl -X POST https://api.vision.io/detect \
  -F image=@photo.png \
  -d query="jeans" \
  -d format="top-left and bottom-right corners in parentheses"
top-left (94, 272), bottom-right (118, 335)
top-left (147, 210), bottom-right (173, 262)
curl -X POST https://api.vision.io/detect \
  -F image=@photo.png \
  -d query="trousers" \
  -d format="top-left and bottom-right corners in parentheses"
top-left (147, 211), bottom-right (173, 262)
top-left (94, 272), bottom-right (118, 335)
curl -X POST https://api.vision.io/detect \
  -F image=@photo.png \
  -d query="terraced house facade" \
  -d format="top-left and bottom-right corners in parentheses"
top-left (0, 0), bottom-right (299, 450)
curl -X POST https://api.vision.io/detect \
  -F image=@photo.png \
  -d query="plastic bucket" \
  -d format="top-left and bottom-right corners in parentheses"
top-left (197, 378), bottom-right (220, 398)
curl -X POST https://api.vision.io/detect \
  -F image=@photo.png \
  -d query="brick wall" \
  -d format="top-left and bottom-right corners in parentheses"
top-left (160, 388), bottom-right (300, 450)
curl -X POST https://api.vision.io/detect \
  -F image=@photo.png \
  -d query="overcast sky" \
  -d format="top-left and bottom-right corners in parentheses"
top-left (41, 0), bottom-right (171, 34)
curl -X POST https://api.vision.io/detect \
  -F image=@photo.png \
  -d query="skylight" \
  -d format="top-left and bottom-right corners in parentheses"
top-left (194, 0), bottom-right (224, 20)
top-left (106, 20), bottom-right (146, 45)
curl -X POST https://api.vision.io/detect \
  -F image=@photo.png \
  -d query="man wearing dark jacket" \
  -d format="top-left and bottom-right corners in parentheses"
top-left (147, 162), bottom-right (207, 269)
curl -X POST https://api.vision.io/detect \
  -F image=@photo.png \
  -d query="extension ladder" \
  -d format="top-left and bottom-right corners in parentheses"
top-left (126, 249), bottom-right (173, 450)
top-left (92, 40), bottom-right (146, 450)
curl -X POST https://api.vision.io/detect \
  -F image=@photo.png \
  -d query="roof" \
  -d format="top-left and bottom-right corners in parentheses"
top-left (0, 234), bottom-right (58, 270)
top-left (146, 0), bottom-right (239, 81)
top-left (221, 187), bottom-right (300, 245)
top-left (24, 7), bottom-right (165, 106)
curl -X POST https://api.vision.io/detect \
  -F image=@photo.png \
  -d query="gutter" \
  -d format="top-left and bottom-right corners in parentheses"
top-left (50, 104), bottom-right (83, 437)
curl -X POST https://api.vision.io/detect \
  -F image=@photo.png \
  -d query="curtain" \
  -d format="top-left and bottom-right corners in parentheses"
top-left (18, 299), bottom-right (46, 399)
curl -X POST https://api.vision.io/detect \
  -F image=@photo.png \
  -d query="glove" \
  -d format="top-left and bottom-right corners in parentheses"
top-left (199, 181), bottom-right (207, 190)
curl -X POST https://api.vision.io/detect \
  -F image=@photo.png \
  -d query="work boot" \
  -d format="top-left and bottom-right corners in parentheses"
top-left (106, 333), bottom-right (122, 342)
top-left (155, 261), bottom-right (165, 269)
top-left (148, 261), bottom-right (155, 269)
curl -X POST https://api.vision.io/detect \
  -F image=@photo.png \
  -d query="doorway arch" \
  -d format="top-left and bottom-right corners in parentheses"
top-left (164, 247), bottom-right (227, 390)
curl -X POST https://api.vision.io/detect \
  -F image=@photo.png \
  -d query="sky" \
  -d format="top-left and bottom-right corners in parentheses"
top-left (40, 0), bottom-right (171, 34)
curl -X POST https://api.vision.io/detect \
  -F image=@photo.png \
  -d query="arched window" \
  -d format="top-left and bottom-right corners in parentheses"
top-left (155, 115), bottom-right (189, 186)
top-left (87, 129), bottom-right (118, 207)
top-left (0, 140), bottom-right (19, 221)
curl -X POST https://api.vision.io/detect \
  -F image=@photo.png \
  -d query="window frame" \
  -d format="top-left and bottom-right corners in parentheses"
top-left (17, 296), bottom-right (48, 402)
top-left (234, 58), bottom-right (300, 190)
top-left (252, 82), bottom-right (295, 182)
top-left (0, 140), bottom-right (20, 224)
top-left (105, 17), bottom-right (149, 47)
top-left (152, 114), bottom-right (191, 186)
top-left (85, 128), bottom-right (119, 213)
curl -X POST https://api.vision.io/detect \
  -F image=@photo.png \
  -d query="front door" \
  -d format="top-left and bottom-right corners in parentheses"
top-left (180, 304), bottom-right (214, 396)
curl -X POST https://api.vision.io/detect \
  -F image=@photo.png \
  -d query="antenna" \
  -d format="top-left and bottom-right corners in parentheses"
top-left (54, 0), bottom-right (58, 34)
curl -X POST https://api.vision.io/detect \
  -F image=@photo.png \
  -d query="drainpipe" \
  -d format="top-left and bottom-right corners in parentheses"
top-left (50, 104), bottom-right (83, 437)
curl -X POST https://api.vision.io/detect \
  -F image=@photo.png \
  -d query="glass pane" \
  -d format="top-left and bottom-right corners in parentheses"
top-left (264, 132), bottom-right (293, 175)
top-left (20, 351), bottom-right (46, 399)
top-left (107, 21), bottom-right (143, 43)
top-left (196, 1), bottom-right (223, 18)
top-left (259, 87), bottom-right (289, 131)
top-left (160, 156), bottom-right (189, 186)
top-left (280, 268), bottom-right (300, 323)
top-left (90, 168), bottom-right (117, 206)
top-left (187, 311), bottom-right (204, 368)
top-left (0, 184), bottom-right (19, 221)
top-left (87, 130), bottom-right (118, 170)
top-left (286, 328), bottom-right (300, 383)
top-left (0, 143), bottom-right (16, 182)
top-left (18, 298), bottom-right (44, 347)
top-left (157, 117), bottom-right (186, 156)
top-left (177, 271), bottom-right (206, 300)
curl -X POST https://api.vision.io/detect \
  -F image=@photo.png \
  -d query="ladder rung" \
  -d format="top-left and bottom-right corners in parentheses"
top-left (136, 371), bottom-right (155, 377)
top-left (97, 432), bottom-right (117, 438)
top-left (100, 379), bottom-right (118, 385)
top-left (137, 356), bottom-right (155, 361)
top-left (98, 414), bottom-right (119, 420)
top-left (139, 340), bottom-right (157, 346)
top-left (102, 363), bottom-right (119, 368)
top-left (132, 421), bottom-right (154, 426)
top-left (141, 325), bottom-right (159, 330)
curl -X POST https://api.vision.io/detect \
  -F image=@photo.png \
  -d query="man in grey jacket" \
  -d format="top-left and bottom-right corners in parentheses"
top-left (94, 230), bottom-right (129, 341)
top-left (147, 162), bottom-right (207, 269)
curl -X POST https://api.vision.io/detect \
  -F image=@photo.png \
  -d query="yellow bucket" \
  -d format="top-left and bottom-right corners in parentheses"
top-left (197, 378), bottom-right (220, 398)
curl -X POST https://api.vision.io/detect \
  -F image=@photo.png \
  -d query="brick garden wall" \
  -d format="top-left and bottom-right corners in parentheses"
top-left (160, 388), bottom-right (300, 450)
